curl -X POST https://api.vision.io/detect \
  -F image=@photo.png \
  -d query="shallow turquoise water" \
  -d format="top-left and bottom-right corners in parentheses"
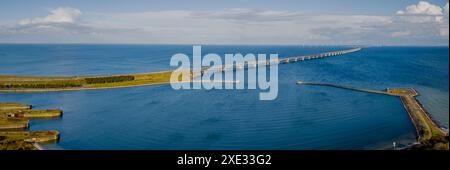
top-left (0, 45), bottom-right (447, 149)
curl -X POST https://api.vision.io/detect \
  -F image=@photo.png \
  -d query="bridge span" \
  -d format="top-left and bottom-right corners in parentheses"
top-left (279, 47), bottom-right (362, 64)
top-left (201, 47), bottom-right (362, 74)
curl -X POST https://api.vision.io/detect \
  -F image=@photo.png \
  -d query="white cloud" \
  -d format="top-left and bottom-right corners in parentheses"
top-left (0, 6), bottom-right (448, 45)
top-left (397, 1), bottom-right (443, 15)
top-left (395, 1), bottom-right (448, 23)
top-left (192, 8), bottom-right (301, 22)
top-left (440, 27), bottom-right (449, 36)
top-left (95, 9), bottom-right (396, 45)
top-left (19, 7), bottom-right (82, 25)
top-left (393, 1), bottom-right (448, 39)
top-left (396, 10), bottom-right (405, 15)
top-left (390, 30), bottom-right (411, 37)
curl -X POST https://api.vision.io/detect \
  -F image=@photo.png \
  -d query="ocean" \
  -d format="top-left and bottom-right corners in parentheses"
top-left (0, 44), bottom-right (448, 149)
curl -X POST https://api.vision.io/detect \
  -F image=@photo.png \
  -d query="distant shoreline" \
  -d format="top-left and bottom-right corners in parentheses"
top-left (0, 71), bottom-right (173, 92)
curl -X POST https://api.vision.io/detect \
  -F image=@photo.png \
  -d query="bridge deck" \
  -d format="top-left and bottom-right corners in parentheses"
top-left (204, 47), bottom-right (362, 73)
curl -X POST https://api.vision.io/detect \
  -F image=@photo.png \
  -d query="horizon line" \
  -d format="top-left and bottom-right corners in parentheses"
top-left (0, 43), bottom-right (448, 47)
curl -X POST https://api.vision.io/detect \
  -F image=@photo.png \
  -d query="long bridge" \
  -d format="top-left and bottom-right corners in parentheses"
top-left (278, 47), bottom-right (362, 64)
top-left (0, 47), bottom-right (363, 92)
top-left (201, 47), bottom-right (362, 74)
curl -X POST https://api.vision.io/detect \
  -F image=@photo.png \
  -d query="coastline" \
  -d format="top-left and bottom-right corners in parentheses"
top-left (1, 47), bottom-right (447, 150)
top-left (297, 81), bottom-right (449, 150)
top-left (0, 103), bottom-right (62, 150)
top-left (0, 48), bottom-right (361, 93)
top-left (0, 81), bottom-right (171, 92)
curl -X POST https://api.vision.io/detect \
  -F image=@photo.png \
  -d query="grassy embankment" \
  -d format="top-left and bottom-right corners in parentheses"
top-left (0, 103), bottom-right (62, 150)
top-left (388, 88), bottom-right (449, 150)
top-left (0, 71), bottom-right (182, 150)
top-left (297, 81), bottom-right (448, 150)
top-left (0, 131), bottom-right (59, 150)
top-left (0, 103), bottom-right (31, 110)
top-left (0, 71), bottom-right (174, 92)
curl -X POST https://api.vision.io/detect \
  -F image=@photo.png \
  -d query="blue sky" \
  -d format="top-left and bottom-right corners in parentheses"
top-left (0, 0), bottom-right (448, 45)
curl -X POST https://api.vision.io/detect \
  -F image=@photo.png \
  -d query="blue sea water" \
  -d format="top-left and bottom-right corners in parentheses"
top-left (0, 44), bottom-right (448, 150)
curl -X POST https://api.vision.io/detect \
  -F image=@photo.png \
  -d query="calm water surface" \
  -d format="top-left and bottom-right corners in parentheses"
top-left (0, 45), bottom-right (447, 149)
